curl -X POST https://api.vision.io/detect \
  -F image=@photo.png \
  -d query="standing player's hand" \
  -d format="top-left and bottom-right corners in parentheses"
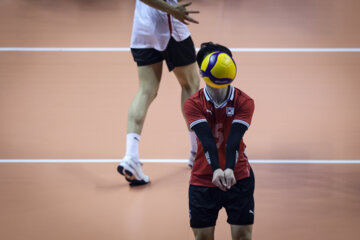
top-left (170, 2), bottom-right (199, 24)
top-left (212, 169), bottom-right (227, 191)
top-left (224, 168), bottom-right (236, 189)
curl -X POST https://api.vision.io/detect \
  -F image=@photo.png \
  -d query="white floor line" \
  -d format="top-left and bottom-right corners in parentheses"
top-left (0, 159), bottom-right (359, 164)
top-left (1, 47), bottom-right (360, 52)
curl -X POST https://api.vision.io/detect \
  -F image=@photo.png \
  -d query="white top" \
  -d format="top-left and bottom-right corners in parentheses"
top-left (130, 0), bottom-right (191, 51)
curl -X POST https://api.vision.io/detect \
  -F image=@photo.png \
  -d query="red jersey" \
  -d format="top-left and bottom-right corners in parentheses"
top-left (184, 86), bottom-right (255, 187)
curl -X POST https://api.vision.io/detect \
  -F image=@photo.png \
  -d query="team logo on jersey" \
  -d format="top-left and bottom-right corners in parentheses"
top-left (226, 107), bottom-right (234, 116)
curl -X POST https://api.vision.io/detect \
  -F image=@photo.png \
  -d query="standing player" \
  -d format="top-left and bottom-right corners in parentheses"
top-left (184, 42), bottom-right (255, 240)
top-left (117, 0), bottom-right (201, 185)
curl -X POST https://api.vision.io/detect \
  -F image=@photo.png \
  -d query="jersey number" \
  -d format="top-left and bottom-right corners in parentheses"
top-left (213, 123), bottom-right (224, 148)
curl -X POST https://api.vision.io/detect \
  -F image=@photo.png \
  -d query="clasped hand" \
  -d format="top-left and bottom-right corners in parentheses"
top-left (212, 168), bottom-right (236, 191)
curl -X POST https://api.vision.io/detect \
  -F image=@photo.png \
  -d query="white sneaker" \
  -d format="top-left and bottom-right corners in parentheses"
top-left (117, 156), bottom-right (150, 185)
top-left (188, 151), bottom-right (196, 168)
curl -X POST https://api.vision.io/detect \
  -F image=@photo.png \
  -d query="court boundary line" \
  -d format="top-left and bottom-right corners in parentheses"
top-left (0, 159), bottom-right (359, 164)
top-left (1, 47), bottom-right (360, 52)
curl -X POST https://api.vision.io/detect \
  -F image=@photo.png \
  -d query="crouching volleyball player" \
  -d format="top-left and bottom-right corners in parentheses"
top-left (184, 42), bottom-right (255, 240)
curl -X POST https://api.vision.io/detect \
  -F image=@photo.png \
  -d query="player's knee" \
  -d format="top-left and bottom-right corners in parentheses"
top-left (181, 78), bottom-right (199, 94)
top-left (139, 86), bottom-right (158, 102)
top-left (176, 70), bottom-right (200, 92)
top-left (180, 83), bottom-right (192, 93)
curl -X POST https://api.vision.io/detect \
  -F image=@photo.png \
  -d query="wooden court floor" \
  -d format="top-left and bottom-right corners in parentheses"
top-left (0, 162), bottom-right (359, 240)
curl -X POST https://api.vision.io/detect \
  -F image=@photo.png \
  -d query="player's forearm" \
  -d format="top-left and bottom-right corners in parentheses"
top-left (191, 122), bottom-right (221, 171)
top-left (200, 136), bottom-right (221, 171)
top-left (140, 0), bottom-right (175, 14)
top-left (225, 123), bottom-right (248, 170)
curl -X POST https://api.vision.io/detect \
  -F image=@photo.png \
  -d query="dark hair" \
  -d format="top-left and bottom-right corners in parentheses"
top-left (196, 42), bottom-right (233, 68)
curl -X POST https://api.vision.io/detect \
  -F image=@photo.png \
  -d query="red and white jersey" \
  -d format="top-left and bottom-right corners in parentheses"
top-left (130, 0), bottom-right (191, 51)
top-left (184, 85), bottom-right (255, 187)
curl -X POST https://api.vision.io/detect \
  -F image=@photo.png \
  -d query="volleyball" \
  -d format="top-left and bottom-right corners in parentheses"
top-left (200, 51), bottom-right (237, 88)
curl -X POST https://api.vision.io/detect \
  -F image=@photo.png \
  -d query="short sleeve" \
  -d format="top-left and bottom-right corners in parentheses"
top-left (184, 97), bottom-right (207, 129)
top-left (233, 99), bottom-right (255, 128)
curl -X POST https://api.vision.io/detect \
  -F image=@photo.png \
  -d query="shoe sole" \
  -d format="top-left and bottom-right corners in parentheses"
top-left (117, 165), bottom-right (149, 186)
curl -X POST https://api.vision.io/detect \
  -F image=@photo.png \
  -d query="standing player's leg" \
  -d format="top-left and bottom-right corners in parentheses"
top-left (127, 62), bottom-right (163, 135)
top-left (169, 36), bottom-right (200, 167)
top-left (230, 225), bottom-right (253, 240)
top-left (173, 62), bottom-right (200, 167)
top-left (117, 62), bottom-right (163, 185)
top-left (173, 62), bottom-right (200, 116)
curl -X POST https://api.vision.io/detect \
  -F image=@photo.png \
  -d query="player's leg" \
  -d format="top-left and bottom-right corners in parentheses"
top-left (189, 185), bottom-right (221, 240)
top-left (165, 36), bottom-right (200, 167)
top-left (127, 62), bottom-right (163, 135)
top-left (169, 36), bottom-right (200, 120)
top-left (173, 62), bottom-right (200, 116)
top-left (117, 48), bottom-right (163, 185)
top-left (224, 168), bottom-right (255, 239)
top-left (192, 227), bottom-right (215, 240)
top-left (173, 62), bottom-right (199, 167)
top-left (230, 224), bottom-right (253, 240)
top-left (118, 62), bottom-right (163, 185)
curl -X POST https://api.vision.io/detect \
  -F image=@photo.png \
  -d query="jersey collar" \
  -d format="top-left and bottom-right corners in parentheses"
top-left (204, 85), bottom-right (234, 109)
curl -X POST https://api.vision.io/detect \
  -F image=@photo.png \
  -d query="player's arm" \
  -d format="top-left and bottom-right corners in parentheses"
top-left (140, 0), bottom-right (199, 24)
top-left (191, 122), bottom-right (220, 171)
top-left (184, 97), bottom-right (227, 190)
top-left (225, 123), bottom-right (248, 170)
top-left (221, 123), bottom-right (248, 189)
top-left (226, 98), bottom-right (254, 170)
top-left (192, 122), bottom-right (228, 191)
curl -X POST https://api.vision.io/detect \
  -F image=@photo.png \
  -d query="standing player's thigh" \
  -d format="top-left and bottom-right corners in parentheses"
top-left (172, 62), bottom-right (200, 88)
top-left (131, 48), bottom-right (164, 89)
top-left (137, 63), bottom-right (163, 92)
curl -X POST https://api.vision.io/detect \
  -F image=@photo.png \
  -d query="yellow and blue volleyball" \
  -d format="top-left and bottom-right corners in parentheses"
top-left (200, 51), bottom-right (237, 88)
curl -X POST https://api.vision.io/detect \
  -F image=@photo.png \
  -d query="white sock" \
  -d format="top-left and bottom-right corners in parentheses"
top-left (189, 130), bottom-right (197, 154)
top-left (125, 133), bottom-right (140, 162)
